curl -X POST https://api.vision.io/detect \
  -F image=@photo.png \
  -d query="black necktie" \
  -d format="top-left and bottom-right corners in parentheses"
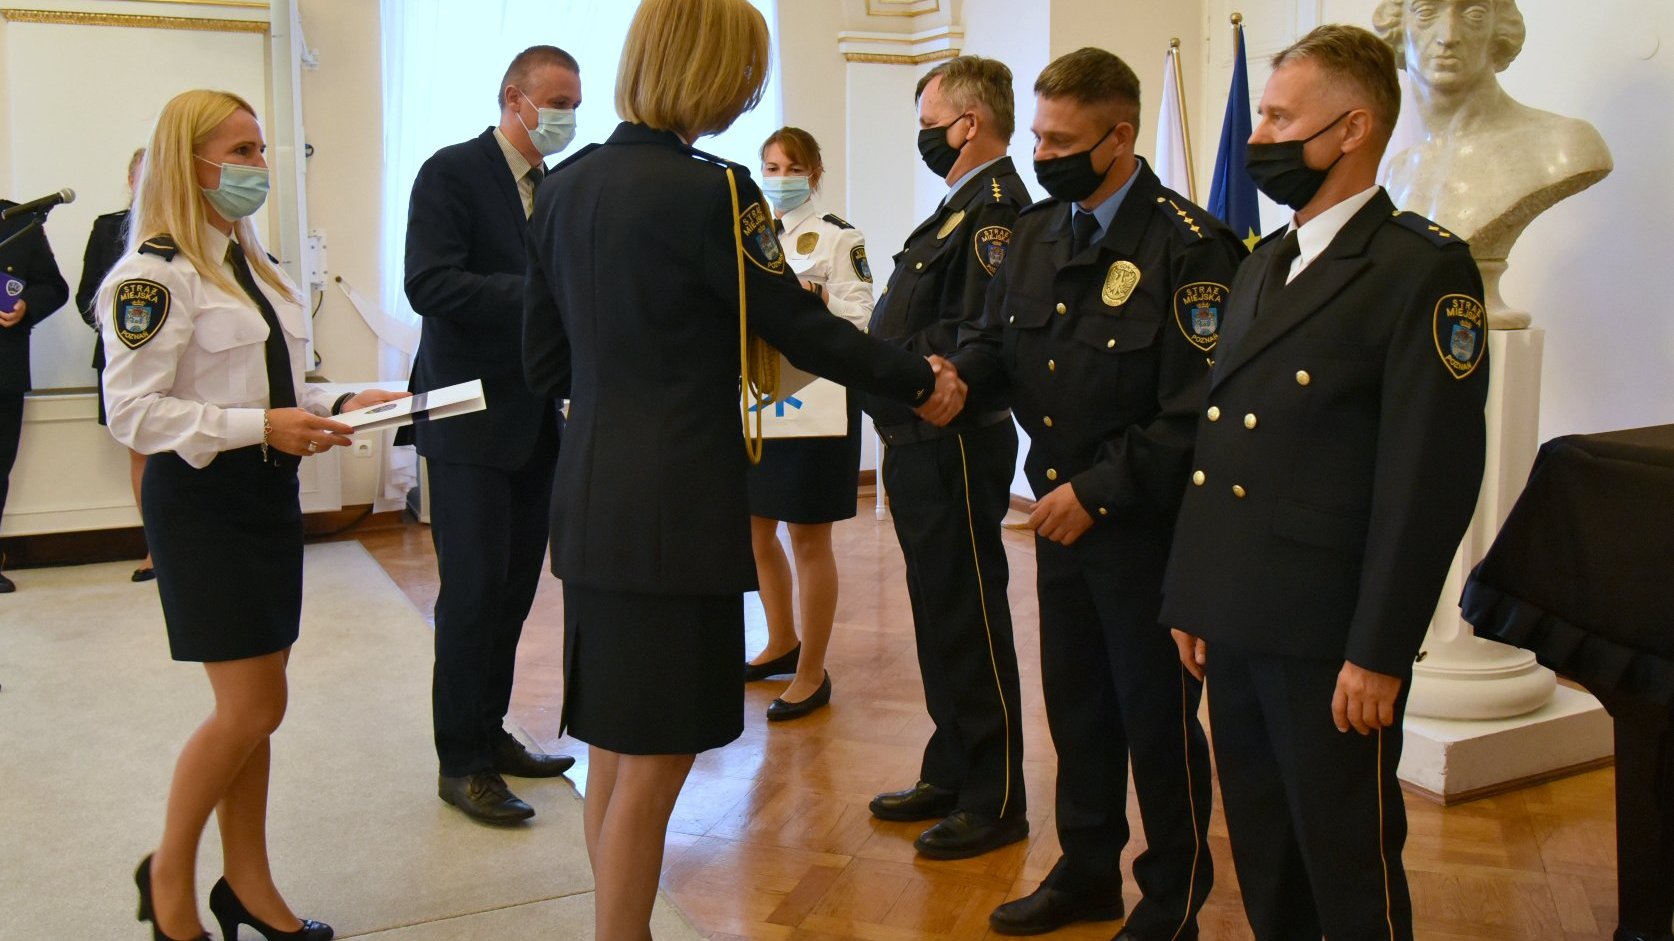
top-left (1071, 210), bottom-right (1100, 257)
top-left (773, 218), bottom-right (785, 236)
top-left (1256, 230), bottom-right (1302, 319)
top-left (227, 242), bottom-right (297, 411)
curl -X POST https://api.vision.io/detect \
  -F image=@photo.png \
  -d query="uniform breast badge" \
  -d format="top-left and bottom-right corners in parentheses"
top-left (113, 279), bottom-right (171, 349)
top-left (797, 232), bottom-right (819, 255)
top-left (936, 209), bottom-right (966, 241)
top-left (1101, 260), bottom-right (1141, 308)
top-left (1433, 293), bottom-right (1487, 379)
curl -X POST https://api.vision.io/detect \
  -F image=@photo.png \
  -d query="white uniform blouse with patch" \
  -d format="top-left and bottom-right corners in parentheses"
top-left (777, 200), bottom-right (873, 331)
top-left (98, 224), bottom-right (333, 468)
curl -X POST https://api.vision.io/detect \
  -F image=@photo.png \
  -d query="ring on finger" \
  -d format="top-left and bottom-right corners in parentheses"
top-left (307, 440), bottom-right (318, 453)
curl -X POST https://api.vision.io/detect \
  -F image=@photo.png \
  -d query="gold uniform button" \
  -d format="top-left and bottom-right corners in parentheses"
top-left (1232, 485), bottom-right (1247, 499)
top-left (914, 261), bottom-right (924, 270)
top-left (1098, 507), bottom-right (1109, 516)
top-left (1106, 338), bottom-right (1116, 349)
top-left (1055, 302), bottom-right (1067, 314)
top-left (1206, 406), bottom-right (1221, 422)
top-left (1047, 359), bottom-right (1056, 371)
top-left (1046, 468), bottom-right (1059, 481)
top-left (1042, 416), bottom-right (1054, 428)
top-left (1244, 413), bottom-right (1258, 430)
top-left (1296, 370), bottom-right (1311, 386)
top-left (1192, 470), bottom-right (1206, 486)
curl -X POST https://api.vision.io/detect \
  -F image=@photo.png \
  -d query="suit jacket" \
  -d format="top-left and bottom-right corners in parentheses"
top-left (78, 209), bottom-right (129, 371)
top-left (1161, 189), bottom-right (1489, 676)
top-left (0, 201), bottom-right (70, 395)
top-left (404, 127), bottom-right (553, 469)
top-left (863, 156), bottom-right (1030, 429)
top-left (954, 160), bottom-right (1246, 530)
top-left (523, 122), bottom-right (935, 596)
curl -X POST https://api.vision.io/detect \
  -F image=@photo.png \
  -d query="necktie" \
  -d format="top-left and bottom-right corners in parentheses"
top-left (1071, 210), bottom-right (1100, 257)
top-left (523, 165), bottom-right (544, 218)
top-left (773, 218), bottom-right (785, 236)
top-left (1256, 230), bottom-right (1302, 319)
top-left (226, 242), bottom-right (297, 411)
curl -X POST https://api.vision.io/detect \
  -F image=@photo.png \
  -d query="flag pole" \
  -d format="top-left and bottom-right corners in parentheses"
top-left (1168, 37), bottom-right (1198, 203)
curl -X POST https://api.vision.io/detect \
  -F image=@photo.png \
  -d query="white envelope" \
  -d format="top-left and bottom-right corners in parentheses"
top-left (337, 379), bottom-right (486, 432)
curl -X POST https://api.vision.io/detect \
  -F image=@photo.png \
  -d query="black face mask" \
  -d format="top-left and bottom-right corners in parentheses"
top-left (1245, 111), bottom-right (1350, 211)
top-left (1034, 125), bottom-right (1118, 204)
top-left (918, 114), bottom-right (971, 179)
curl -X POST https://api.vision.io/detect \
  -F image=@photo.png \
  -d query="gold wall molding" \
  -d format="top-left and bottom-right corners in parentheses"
top-left (842, 49), bottom-right (958, 64)
top-left (865, 0), bottom-right (940, 15)
top-left (0, 7), bottom-right (266, 32)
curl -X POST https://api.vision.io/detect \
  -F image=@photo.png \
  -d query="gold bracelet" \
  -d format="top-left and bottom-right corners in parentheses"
top-left (261, 410), bottom-right (272, 462)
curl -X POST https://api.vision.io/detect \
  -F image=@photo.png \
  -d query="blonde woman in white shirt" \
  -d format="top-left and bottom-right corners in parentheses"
top-left (743, 126), bottom-right (876, 720)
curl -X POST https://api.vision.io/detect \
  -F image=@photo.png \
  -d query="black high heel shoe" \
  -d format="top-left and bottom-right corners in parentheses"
top-left (208, 878), bottom-right (333, 941)
top-left (135, 854), bottom-right (212, 941)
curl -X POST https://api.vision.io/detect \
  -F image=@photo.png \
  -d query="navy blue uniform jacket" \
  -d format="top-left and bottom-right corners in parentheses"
top-left (523, 123), bottom-right (935, 596)
top-left (405, 127), bottom-right (552, 469)
top-left (1161, 190), bottom-right (1490, 677)
top-left (0, 201), bottom-right (69, 394)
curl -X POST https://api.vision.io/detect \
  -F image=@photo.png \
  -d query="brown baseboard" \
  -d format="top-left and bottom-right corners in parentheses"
top-left (1397, 755), bottom-right (1615, 806)
top-left (2, 505), bottom-right (408, 569)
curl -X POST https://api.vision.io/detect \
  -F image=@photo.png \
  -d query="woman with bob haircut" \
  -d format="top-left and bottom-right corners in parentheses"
top-left (522, 0), bottom-right (966, 937)
top-left (101, 89), bottom-right (406, 941)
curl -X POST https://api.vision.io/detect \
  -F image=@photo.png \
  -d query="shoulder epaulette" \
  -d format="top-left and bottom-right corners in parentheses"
top-left (96, 209), bottom-right (129, 221)
top-left (1150, 194), bottom-right (1208, 240)
top-left (1018, 197), bottom-right (1062, 219)
top-left (554, 142), bottom-right (602, 172)
top-left (822, 213), bottom-right (855, 230)
top-left (137, 235), bottom-right (178, 261)
top-left (685, 143), bottom-right (735, 171)
top-left (1390, 209), bottom-right (1466, 248)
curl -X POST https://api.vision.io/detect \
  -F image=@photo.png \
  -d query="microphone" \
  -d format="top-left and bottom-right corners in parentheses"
top-left (1, 188), bottom-right (76, 221)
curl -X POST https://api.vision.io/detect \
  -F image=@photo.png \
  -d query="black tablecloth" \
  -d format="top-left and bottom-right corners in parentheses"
top-left (1462, 422), bottom-right (1674, 941)
top-left (1463, 423), bottom-right (1674, 708)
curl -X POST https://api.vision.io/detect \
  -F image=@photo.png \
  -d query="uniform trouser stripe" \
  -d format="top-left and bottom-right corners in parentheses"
top-left (1168, 667), bottom-right (1204, 941)
top-left (955, 433), bottom-right (1014, 818)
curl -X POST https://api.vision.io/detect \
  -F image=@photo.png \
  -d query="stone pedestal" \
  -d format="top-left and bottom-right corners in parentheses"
top-left (1399, 328), bottom-right (1614, 801)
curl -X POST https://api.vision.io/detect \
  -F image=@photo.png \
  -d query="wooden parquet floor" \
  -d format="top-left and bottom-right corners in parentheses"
top-left (352, 499), bottom-right (1622, 941)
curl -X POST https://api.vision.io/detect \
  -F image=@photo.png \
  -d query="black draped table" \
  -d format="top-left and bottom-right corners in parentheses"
top-left (1462, 423), bottom-right (1674, 941)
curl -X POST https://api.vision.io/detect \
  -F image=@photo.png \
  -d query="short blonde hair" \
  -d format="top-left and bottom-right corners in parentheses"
top-left (1272, 25), bottom-right (1401, 141)
top-left (130, 89), bottom-right (294, 302)
top-left (915, 55), bottom-right (1016, 140)
top-left (616, 0), bottom-right (770, 141)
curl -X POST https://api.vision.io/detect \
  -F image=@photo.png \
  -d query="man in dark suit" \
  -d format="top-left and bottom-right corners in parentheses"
top-left (1162, 26), bottom-right (1489, 941)
top-left (863, 55), bottom-right (1032, 861)
top-left (404, 44), bottom-right (582, 824)
top-left (0, 200), bottom-right (69, 593)
top-left (955, 48), bottom-right (1245, 940)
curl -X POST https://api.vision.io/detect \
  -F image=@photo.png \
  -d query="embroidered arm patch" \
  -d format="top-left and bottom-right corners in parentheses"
top-left (973, 225), bottom-right (1011, 276)
top-left (739, 201), bottom-right (786, 274)
top-left (850, 244), bottom-right (872, 283)
top-left (1173, 282), bottom-right (1227, 351)
top-left (1434, 293), bottom-right (1486, 379)
top-left (112, 279), bottom-right (171, 349)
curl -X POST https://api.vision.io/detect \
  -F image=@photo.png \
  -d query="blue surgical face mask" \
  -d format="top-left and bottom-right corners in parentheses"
top-left (516, 89), bottom-right (577, 157)
top-left (760, 175), bottom-right (812, 214)
top-left (196, 155), bottom-right (269, 220)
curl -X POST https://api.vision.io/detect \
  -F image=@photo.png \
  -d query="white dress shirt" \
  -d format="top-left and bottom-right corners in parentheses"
top-left (776, 199), bottom-right (873, 332)
top-left (493, 127), bottom-right (540, 218)
top-left (99, 223), bottom-right (333, 468)
top-left (1283, 185), bottom-right (1382, 283)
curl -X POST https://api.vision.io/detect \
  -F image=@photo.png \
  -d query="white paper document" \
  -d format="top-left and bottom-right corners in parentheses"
top-left (336, 379), bottom-right (486, 432)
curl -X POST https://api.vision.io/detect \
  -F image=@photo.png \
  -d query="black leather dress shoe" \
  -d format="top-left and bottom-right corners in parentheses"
top-left (132, 566), bottom-right (157, 583)
top-left (869, 781), bottom-right (959, 822)
top-left (491, 736), bottom-right (575, 778)
top-left (989, 884), bottom-right (1124, 935)
top-left (1614, 932), bottom-right (1674, 941)
top-left (914, 810), bottom-right (1029, 859)
top-left (744, 644), bottom-right (801, 681)
top-left (438, 771), bottom-right (534, 824)
top-left (767, 672), bottom-right (831, 721)
top-left (0, 571), bottom-right (14, 593)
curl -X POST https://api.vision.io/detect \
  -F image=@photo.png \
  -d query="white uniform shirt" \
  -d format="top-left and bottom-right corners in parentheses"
top-left (98, 223), bottom-right (333, 468)
top-left (777, 199), bottom-right (873, 331)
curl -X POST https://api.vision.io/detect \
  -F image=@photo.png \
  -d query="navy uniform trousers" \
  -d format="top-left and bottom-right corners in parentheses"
top-left (881, 416), bottom-right (1025, 820)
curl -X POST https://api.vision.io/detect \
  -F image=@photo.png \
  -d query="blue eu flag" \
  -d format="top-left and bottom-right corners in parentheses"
top-left (1209, 22), bottom-right (1262, 251)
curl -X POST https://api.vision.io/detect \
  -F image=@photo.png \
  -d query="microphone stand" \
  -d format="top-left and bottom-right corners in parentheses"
top-left (0, 208), bottom-right (48, 254)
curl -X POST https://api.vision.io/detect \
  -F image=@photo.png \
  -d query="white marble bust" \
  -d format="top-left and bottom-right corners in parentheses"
top-left (1376, 0), bottom-right (1611, 324)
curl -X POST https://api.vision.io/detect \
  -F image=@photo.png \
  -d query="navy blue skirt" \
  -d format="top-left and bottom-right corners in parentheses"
top-left (141, 447), bottom-right (303, 662)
